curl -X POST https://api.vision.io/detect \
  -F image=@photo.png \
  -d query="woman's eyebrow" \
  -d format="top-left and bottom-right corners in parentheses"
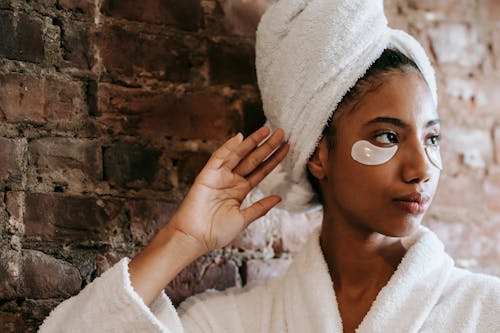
top-left (426, 119), bottom-right (441, 127)
top-left (364, 117), bottom-right (408, 128)
top-left (364, 117), bottom-right (441, 128)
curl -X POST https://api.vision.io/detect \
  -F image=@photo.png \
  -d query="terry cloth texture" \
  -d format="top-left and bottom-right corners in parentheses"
top-left (251, 0), bottom-right (438, 211)
top-left (39, 226), bottom-right (500, 332)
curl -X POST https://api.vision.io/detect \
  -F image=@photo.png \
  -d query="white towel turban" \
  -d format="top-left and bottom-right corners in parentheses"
top-left (248, 0), bottom-right (438, 212)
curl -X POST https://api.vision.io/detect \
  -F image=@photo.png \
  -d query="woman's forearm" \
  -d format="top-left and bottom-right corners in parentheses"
top-left (128, 222), bottom-right (206, 306)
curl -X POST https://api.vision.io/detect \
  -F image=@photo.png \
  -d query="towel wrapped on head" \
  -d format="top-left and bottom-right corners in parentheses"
top-left (250, 0), bottom-right (438, 211)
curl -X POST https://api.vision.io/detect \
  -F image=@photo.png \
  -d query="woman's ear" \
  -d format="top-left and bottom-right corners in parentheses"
top-left (307, 137), bottom-right (329, 180)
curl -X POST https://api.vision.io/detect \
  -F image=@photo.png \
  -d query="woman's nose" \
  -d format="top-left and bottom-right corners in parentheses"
top-left (401, 143), bottom-right (434, 184)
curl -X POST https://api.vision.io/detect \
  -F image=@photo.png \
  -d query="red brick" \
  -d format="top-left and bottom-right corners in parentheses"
top-left (427, 23), bottom-right (486, 67)
top-left (128, 199), bottom-right (179, 245)
top-left (22, 250), bottom-right (82, 299)
top-left (103, 142), bottom-right (162, 189)
top-left (0, 138), bottom-right (25, 190)
top-left (97, 84), bottom-right (241, 140)
top-left (29, 138), bottom-right (102, 187)
top-left (101, 0), bottom-right (202, 31)
top-left (479, 0), bottom-right (500, 21)
top-left (0, 11), bottom-right (44, 63)
top-left (57, 0), bottom-right (95, 16)
top-left (0, 312), bottom-right (25, 333)
top-left (0, 250), bottom-right (81, 299)
top-left (165, 256), bottom-right (240, 306)
top-left (6, 192), bottom-right (23, 222)
top-left (97, 25), bottom-right (193, 82)
top-left (0, 73), bottom-right (86, 125)
top-left (176, 151), bottom-right (211, 186)
top-left (24, 193), bottom-right (123, 242)
top-left (209, 41), bottom-right (257, 85)
top-left (56, 18), bottom-right (95, 69)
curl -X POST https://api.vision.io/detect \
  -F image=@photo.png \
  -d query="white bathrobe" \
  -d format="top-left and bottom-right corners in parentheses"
top-left (39, 227), bottom-right (500, 332)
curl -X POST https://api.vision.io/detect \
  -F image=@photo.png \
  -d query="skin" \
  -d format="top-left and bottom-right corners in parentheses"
top-left (307, 69), bottom-right (440, 332)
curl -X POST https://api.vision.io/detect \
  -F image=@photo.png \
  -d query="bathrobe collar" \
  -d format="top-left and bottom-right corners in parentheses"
top-left (281, 226), bottom-right (454, 333)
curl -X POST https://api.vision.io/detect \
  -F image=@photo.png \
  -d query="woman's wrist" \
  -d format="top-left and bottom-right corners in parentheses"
top-left (128, 220), bottom-right (207, 305)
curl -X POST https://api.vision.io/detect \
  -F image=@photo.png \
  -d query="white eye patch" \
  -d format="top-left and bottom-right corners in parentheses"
top-left (351, 140), bottom-right (398, 165)
top-left (425, 146), bottom-right (443, 170)
top-left (351, 140), bottom-right (443, 169)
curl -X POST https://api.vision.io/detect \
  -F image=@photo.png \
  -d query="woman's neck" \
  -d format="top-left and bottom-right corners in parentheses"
top-left (319, 210), bottom-right (407, 294)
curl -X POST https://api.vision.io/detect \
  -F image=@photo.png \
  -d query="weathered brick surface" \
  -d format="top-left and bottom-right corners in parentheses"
top-left (407, 0), bottom-right (474, 14)
top-left (0, 138), bottom-right (25, 190)
top-left (209, 41), bottom-right (257, 85)
top-left (29, 138), bottom-right (102, 189)
top-left (97, 25), bottom-right (194, 81)
top-left (166, 256), bottom-right (240, 306)
top-left (101, 0), bottom-right (202, 31)
top-left (24, 193), bottom-right (123, 242)
top-left (428, 23), bottom-right (486, 67)
top-left (103, 142), bottom-right (162, 188)
top-left (6, 192), bottom-right (24, 223)
top-left (176, 151), bottom-right (211, 185)
top-left (0, 311), bottom-right (25, 333)
top-left (97, 83), bottom-right (241, 140)
top-left (0, 11), bottom-right (44, 63)
top-left (129, 199), bottom-right (179, 245)
top-left (0, 250), bottom-right (81, 299)
top-left (0, 73), bottom-right (86, 125)
top-left (57, 0), bottom-right (96, 16)
top-left (57, 18), bottom-right (94, 69)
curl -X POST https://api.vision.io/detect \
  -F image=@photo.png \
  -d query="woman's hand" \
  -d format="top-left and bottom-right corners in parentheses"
top-left (168, 126), bottom-right (289, 252)
top-left (129, 127), bottom-right (288, 305)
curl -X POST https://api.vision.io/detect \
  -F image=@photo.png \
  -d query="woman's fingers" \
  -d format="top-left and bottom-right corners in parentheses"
top-left (240, 195), bottom-right (281, 226)
top-left (233, 128), bottom-right (285, 177)
top-left (247, 142), bottom-right (289, 188)
top-left (221, 126), bottom-right (272, 171)
top-left (205, 132), bottom-right (244, 170)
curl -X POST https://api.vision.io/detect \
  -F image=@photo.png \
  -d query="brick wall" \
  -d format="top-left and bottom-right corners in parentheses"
top-left (0, 0), bottom-right (499, 331)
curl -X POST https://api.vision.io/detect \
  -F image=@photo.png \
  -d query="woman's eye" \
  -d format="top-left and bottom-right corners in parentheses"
top-left (374, 132), bottom-right (399, 144)
top-left (426, 135), bottom-right (441, 146)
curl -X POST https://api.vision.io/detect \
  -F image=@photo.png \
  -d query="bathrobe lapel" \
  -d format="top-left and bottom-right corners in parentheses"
top-left (281, 227), bottom-right (454, 333)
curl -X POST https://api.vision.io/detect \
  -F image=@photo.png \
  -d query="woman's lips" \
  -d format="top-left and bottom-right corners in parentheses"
top-left (393, 193), bottom-right (430, 215)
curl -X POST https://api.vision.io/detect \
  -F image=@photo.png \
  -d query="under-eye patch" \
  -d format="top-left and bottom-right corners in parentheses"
top-left (351, 140), bottom-right (398, 165)
top-left (425, 146), bottom-right (442, 170)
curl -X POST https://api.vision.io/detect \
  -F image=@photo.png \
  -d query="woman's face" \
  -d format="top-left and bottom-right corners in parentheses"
top-left (322, 69), bottom-right (440, 237)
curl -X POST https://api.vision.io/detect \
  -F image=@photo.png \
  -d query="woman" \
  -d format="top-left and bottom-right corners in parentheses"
top-left (39, 0), bottom-right (500, 332)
